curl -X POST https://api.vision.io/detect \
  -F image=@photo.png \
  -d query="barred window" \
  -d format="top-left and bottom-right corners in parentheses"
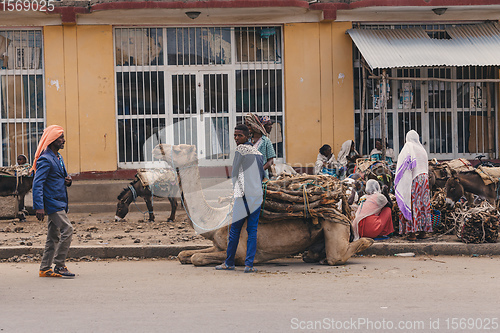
top-left (353, 23), bottom-right (496, 159)
top-left (0, 29), bottom-right (44, 167)
top-left (115, 26), bottom-right (284, 167)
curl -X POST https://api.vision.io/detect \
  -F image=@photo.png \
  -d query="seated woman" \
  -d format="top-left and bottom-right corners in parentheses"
top-left (352, 179), bottom-right (394, 240)
top-left (314, 144), bottom-right (338, 176)
top-left (370, 139), bottom-right (396, 166)
top-left (337, 140), bottom-right (361, 178)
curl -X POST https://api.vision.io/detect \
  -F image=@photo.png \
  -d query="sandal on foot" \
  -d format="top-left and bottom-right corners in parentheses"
top-left (407, 232), bottom-right (417, 241)
top-left (244, 266), bottom-right (257, 273)
top-left (215, 263), bottom-right (235, 270)
top-left (417, 232), bottom-right (429, 239)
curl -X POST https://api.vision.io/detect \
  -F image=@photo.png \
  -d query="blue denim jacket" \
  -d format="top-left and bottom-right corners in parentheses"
top-left (32, 149), bottom-right (69, 214)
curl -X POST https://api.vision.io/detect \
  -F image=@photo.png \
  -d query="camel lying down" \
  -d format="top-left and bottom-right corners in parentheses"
top-left (178, 218), bottom-right (373, 266)
top-left (152, 143), bottom-right (373, 266)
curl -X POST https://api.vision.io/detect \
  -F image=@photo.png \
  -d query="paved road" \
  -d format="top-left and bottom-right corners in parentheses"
top-left (1, 256), bottom-right (499, 332)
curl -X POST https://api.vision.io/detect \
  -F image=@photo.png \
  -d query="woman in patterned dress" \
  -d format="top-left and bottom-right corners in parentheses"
top-left (395, 130), bottom-right (432, 241)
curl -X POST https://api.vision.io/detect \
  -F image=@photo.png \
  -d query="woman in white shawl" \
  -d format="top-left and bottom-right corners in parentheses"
top-left (337, 140), bottom-right (360, 178)
top-left (352, 179), bottom-right (394, 240)
top-left (395, 130), bottom-right (432, 241)
top-left (314, 144), bottom-right (338, 176)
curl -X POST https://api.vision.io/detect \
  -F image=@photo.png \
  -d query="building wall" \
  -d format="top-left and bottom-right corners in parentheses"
top-left (44, 25), bottom-right (117, 174)
top-left (284, 22), bottom-right (354, 168)
top-left (44, 22), bottom-right (354, 173)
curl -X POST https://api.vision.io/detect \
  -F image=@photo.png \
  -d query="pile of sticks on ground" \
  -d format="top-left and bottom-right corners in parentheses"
top-left (451, 202), bottom-right (499, 243)
top-left (259, 174), bottom-right (351, 225)
top-left (430, 189), bottom-right (460, 234)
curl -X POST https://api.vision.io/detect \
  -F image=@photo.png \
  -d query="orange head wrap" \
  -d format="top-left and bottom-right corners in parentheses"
top-left (31, 125), bottom-right (64, 172)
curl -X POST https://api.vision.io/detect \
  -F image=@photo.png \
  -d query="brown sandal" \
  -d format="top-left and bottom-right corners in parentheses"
top-left (407, 233), bottom-right (417, 241)
top-left (417, 232), bottom-right (429, 239)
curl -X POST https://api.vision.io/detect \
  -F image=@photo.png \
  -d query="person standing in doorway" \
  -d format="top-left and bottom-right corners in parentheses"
top-left (216, 124), bottom-right (264, 273)
top-left (32, 125), bottom-right (75, 277)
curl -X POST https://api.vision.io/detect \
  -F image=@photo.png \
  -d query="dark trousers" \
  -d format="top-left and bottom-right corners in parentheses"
top-left (225, 207), bottom-right (260, 267)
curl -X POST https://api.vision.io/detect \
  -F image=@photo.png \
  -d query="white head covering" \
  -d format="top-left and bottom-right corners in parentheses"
top-left (352, 179), bottom-right (388, 240)
top-left (394, 130), bottom-right (428, 221)
top-left (365, 179), bottom-right (381, 195)
top-left (337, 140), bottom-right (353, 167)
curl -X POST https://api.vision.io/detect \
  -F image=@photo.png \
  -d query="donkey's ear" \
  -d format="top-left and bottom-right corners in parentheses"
top-left (450, 169), bottom-right (457, 177)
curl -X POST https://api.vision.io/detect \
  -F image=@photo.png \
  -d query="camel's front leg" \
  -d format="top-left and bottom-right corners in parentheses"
top-left (191, 250), bottom-right (228, 266)
top-left (322, 220), bottom-right (373, 265)
top-left (178, 246), bottom-right (219, 264)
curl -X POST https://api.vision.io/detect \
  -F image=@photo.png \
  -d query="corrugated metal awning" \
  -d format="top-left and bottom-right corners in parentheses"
top-left (347, 23), bottom-right (500, 69)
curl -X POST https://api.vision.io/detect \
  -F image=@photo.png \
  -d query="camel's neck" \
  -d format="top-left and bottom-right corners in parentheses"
top-left (176, 163), bottom-right (232, 236)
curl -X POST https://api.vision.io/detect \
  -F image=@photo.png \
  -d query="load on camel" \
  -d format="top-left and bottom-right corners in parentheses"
top-left (152, 144), bottom-right (373, 266)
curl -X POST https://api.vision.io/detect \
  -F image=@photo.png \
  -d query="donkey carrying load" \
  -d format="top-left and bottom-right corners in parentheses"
top-left (115, 168), bottom-right (178, 222)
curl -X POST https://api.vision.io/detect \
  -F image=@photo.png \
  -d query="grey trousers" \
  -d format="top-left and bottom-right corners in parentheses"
top-left (40, 210), bottom-right (73, 271)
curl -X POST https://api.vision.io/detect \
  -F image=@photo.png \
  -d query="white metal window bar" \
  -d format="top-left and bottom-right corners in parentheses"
top-left (0, 29), bottom-right (44, 167)
top-left (353, 23), bottom-right (497, 160)
top-left (115, 26), bottom-right (284, 168)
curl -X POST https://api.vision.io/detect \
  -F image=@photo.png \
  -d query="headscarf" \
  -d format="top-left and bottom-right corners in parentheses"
top-left (17, 154), bottom-right (28, 165)
top-left (352, 179), bottom-right (388, 240)
top-left (244, 113), bottom-right (268, 137)
top-left (260, 116), bottom-right (272, 125)
top-left (31, 125), bottom-right (64, 172)
top-left (394, 130), bottom-right (428, 221)
top-left (337, 140), bottom-right (356, 166)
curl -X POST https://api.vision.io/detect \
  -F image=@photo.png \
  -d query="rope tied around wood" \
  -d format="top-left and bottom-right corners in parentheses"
top-left (259, 174), bottom-right (351, 226)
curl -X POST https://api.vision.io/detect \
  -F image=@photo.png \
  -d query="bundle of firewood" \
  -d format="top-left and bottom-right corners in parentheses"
top-left (430, 188), bottom-right (459, 234)
top-left (389, 193), bottom-right (400, 233)
top-left (260, 174), bottom-right (351, 225)
top-left (451, 202), bottom-right (499, 243)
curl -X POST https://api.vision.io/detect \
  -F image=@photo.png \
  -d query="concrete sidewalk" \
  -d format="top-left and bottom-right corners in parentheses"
top-left (1, 240), bottom-right (499, 260)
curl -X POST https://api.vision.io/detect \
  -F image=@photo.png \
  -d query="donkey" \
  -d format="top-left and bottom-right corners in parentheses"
top-left (445, 171), bottom-right (497, 207)
top-left (115, 176), bottom-right (177, 222)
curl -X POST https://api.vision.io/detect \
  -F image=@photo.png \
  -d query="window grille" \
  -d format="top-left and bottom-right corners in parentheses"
top-left (353, 23), bottom-right (496, 159)
top-left (115, 26), bottom-right (284, 167)
top-left (0, 29), bottom-right (44, 167)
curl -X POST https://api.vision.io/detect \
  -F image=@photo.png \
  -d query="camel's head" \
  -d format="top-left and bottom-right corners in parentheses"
top-left (153, 144), bottom-right (198, 169)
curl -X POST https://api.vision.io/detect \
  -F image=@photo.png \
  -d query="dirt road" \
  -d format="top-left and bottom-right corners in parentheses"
top-left (0, 209), bottom-right (460, 251)
top-left (0, 210), bottom-right (211, 248)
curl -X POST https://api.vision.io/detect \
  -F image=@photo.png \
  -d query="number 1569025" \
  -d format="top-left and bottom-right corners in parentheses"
top-left (1, 0), bottom-right (55, 12)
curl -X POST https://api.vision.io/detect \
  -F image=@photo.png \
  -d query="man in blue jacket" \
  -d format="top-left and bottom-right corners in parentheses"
top-left (32, 125), bottom-right (74, 277)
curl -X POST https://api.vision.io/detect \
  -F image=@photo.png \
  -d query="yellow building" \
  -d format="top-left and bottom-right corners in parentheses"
top-left (1, 1), bottom-right (500, 176)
